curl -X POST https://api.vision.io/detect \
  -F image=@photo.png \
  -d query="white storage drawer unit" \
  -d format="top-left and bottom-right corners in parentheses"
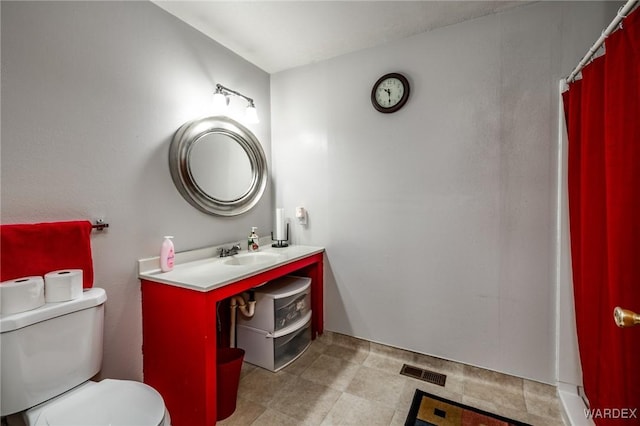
top-left (236, 275), bottom-right (313, 371)
top-left (236, 312), bottom-right (312, 372)
top-left (238, 275), bottom-right (311, 332)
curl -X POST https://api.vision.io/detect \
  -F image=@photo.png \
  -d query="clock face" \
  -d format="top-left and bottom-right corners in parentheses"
top-left (374, 77), bottom-right (405, 108)
top-left (371, 73), bottom-right (410, 113)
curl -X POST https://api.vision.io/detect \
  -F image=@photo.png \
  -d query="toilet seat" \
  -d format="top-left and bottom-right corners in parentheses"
top-left (26, 379), bottom-right (168, 426)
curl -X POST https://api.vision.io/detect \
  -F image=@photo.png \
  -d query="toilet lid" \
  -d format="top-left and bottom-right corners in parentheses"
top-left (33, 380), bottom-right (166, 426)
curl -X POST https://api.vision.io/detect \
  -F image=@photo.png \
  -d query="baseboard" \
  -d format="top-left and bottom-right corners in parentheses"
top-left (558, 382), bottom-right (594, 426)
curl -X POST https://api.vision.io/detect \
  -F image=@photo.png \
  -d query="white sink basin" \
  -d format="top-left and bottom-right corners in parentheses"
top-left (222, 252), bottom-right (284, 266)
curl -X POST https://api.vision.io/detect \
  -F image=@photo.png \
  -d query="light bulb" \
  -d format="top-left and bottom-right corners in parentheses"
top-left (245, 104), bottom-right (259, 123)
top-left (212, 92), bottom-right (228, 114)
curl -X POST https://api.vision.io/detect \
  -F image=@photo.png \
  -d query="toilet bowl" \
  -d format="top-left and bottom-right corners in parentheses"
top-left (24, 380), bottom-right (170, 426)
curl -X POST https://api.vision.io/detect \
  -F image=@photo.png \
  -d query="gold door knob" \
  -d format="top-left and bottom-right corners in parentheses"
top-left (613, 307), bottom-right (640, 328)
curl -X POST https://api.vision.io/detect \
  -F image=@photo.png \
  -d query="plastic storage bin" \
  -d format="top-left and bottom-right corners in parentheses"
top-left (236, 312), bottom-right (312, 372)
top-left (238, 275), bottom-right (311, 332)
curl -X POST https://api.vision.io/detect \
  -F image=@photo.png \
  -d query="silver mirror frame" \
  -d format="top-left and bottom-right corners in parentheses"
top-left (169, 116), bottom-right (268, 216)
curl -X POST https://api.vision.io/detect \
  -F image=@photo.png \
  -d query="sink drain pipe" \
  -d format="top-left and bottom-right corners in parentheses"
top-left (230, 291), bottom-right (256, 348)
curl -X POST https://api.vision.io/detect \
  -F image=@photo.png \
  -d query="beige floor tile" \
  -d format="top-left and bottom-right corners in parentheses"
top-left (345, 365), bottom-right (407, 408)
top-left (524, 379), bottom-right (558, 400)
top-left (217, 396), bottom-right (266, 426)
top-left (363, 351), bottom-right (407, 375)
top-left (323, 342), bottom-right (370, 364)
top-left (281, 341), bottom-right (326, 376)
top-left (412, 352), bottom-right (465, 377)
top-left (316, 330), bottom-right (335, 346)
top-left (524, 391), bottom-right (563, 421)
top-left (331, 332), bottom-right (371, 351)
top-left (369, 341), bottom-right (415, 363)
top-left (390, 408), bottom-right (411, 426)
top-left (321, 392), bottom-right (395, 426)
top-left (523, 378), bottom-right (564, 421)
top-left (250, 408), bottom-right (303, 426)
top-left (239, 361), bottom-right (257, 380)
top-left (442, 372), bottom-right (465, 395)
top-left (269, 375), bottom-right (342, 424)
top-left (237, 367), bottom-right (295, 405)
top-left (463, 364), bottom-right (523, 392)
top-left (463, 378), bottom-right (527, 412)
top-left (301, 354), bottom-right (361, 391)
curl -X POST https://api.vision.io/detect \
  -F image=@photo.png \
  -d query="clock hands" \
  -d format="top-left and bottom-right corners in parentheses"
top-left (384, 88), bottom-right (391, 103)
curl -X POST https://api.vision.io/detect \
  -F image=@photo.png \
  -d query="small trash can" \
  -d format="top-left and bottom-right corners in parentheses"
top-left (216, 347), bottom-right (245, 421)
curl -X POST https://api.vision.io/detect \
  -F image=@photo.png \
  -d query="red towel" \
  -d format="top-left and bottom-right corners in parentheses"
top-left (1, 220), bottom-right (94, 288)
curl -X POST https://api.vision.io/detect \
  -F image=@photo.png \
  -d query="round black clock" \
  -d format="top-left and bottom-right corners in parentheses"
top-left (371, 72), bottom-right (410, 113)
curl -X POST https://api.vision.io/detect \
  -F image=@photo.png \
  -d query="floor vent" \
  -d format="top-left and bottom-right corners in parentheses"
top-left (400, 364), bottom-right (447, 387)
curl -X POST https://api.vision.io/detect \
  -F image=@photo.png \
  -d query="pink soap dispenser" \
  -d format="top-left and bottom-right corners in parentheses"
top-left (160, 236), bottom-right (175, 272)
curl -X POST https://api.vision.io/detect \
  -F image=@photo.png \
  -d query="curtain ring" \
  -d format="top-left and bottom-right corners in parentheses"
top-left (617, 6), bottom-right (628, 19)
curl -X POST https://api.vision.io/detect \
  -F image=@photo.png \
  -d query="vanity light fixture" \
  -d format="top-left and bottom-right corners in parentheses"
top-left (212, 83), bottom-right (259, 124)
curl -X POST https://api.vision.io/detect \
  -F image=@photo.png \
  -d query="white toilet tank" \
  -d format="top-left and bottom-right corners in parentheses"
top-left (0, 288), bottom-right (107, 416)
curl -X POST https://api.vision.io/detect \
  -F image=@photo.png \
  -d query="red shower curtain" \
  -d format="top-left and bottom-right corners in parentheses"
top-left (564, 8), bottom-right (640, 425)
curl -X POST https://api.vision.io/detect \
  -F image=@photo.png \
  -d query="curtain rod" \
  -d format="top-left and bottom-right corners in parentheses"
top-left (566, 0), bottom-right (638, 83)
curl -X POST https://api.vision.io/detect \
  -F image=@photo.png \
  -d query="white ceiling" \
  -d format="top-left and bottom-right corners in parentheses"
top-left (152, 1), bottom-right (532, 73)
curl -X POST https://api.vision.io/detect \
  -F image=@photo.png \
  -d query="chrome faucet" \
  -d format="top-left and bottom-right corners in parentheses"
top-left (218, 243), bottom-right (241, 257)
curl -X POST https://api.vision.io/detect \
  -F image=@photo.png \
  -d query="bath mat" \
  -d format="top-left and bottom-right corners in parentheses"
top-left (405, 389), bottom-right (531, 426)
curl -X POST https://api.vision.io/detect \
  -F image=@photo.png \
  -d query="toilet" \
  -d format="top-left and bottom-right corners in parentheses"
top-left (0, 288), bottom-right (170, 426)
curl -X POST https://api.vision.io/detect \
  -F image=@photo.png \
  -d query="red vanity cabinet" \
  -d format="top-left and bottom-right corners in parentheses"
top-left (141, 251), bottom-right (324, 426)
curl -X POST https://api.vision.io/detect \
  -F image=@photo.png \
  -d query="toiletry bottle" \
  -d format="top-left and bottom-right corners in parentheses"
top-left (248, 227), bottom-right (260, 252)
top-left (160, 236), bottom-right (175, 272)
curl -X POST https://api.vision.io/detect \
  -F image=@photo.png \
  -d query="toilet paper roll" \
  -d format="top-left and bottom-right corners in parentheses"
top-left (275, 208), bottom-right (287, 240)
top-left (44, 269), bottom-right (83, 303)
top-left (0, 276), bottom-right (45, 315)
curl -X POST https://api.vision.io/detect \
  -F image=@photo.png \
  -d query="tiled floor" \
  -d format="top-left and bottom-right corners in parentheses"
top-left (218, 331), bottom-right (566, 426)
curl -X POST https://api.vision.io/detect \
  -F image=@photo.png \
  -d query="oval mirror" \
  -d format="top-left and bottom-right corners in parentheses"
top-left (169, 116), bottom-right (268, 216)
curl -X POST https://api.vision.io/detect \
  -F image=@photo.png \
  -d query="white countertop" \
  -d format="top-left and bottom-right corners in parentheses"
top-left (138, 243), bottom-right (324, 292)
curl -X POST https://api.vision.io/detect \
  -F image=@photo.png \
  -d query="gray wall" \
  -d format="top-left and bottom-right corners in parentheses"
top-left (271, 1), bottom-right (617, 384)
top-left (1, 1), bottom-right (272, 380)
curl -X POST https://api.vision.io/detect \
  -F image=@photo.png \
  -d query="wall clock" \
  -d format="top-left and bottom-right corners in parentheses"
top-left (371, 72), bottom-right (410, 113)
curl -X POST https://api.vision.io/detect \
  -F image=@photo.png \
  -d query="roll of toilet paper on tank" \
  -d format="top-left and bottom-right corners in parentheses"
top-left (0, 276), bottom-right (45, 315)
top-left (44, 269), bottom-right (83, 303)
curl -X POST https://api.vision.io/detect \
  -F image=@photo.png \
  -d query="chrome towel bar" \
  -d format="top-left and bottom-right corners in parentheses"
top-left (92, 220), bottom-right (109, 231)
